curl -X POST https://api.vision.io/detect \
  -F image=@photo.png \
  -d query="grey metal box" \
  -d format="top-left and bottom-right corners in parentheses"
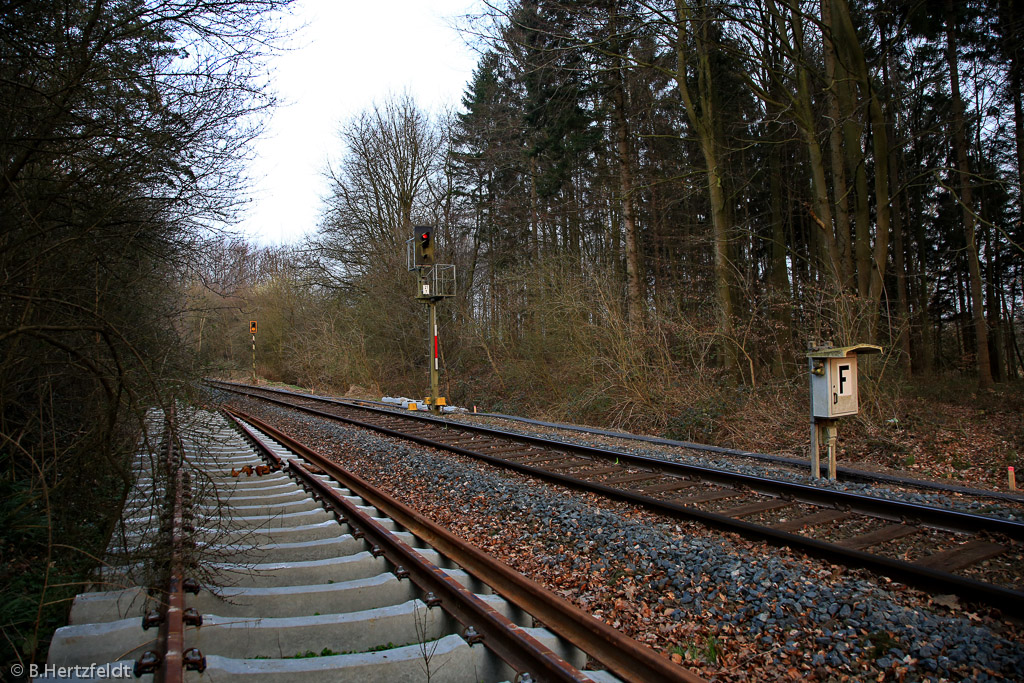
top-left (807, 344), bottom-right (881, 419)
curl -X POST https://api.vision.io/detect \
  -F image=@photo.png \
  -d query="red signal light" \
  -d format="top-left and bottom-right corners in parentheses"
top-left (416, 225), bottom-right (435, 265)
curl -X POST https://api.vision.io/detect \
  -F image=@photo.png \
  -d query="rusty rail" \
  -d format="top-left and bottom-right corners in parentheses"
top-left (224, 406), bottom-right (706, 683)
top-left (135, 408), bottom-right (205, 682)
top-left (289, 459), bottom-right (589, 682)
top-left (225, 407), bottom-right (588, 680)
top-left (224, 410), bottom-right (284, 469)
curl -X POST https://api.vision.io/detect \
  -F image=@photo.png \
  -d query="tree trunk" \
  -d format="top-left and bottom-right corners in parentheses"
top-left (881, 24), bottom-right (913, 375)
top-left (945, 0), bottom-right (993, 387)
top-left (1001, 0), bottom-right (1022, 379)
top-left (769, 141), bottom-right (793, 374)
top-left (891, 184), bottom-right (913, 374)
top-left (912, 182), bottom-right (935, 373)
top-left (822, 0), bottom-right (855, 293)
top-left (782, 0), bottom-right (844, 303)
top-left (529, 156), bottom-right (540, 258)
top-left (607, 11), bottom-right (643, 326)
top-left (1005, 278), bottom-right (1023, 378)
top-left (1001, 0), bottom-right (1024, 217)
top-left (829, 0), bottom-right (892, 341)
top-left (983, 212), bottom-right (1005, 381)
top-left (843, 82), bottom-right (872, 301)
top-left (674, 0), bottom-right (736, 371)
top-left (763, 22), bottom-right (793, 374)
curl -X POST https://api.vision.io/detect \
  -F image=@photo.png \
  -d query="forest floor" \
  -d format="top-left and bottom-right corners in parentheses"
top-left (721, 378), bottom-right (1024, 494)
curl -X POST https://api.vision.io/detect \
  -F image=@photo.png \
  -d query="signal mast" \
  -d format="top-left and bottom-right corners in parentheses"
top-left (406, 225), bottom-right (455, 414)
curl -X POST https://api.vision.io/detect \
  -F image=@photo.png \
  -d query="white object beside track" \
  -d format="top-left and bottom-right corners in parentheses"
top-left (40, 409), bottom-right (617, 682)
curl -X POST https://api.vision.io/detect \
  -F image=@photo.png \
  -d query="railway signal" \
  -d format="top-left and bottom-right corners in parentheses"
top-left (416, 225), bottom-right (434, 266)
top-left (806, 343), bottom-right (881, 479)
top-left (405, 225), bottom-right (455, 414)
top-left (250, 320), bottom-right (257, 382)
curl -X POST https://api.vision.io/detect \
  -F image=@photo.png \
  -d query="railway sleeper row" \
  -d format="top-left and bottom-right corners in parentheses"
top-left (328, 404), bottom-right (1021, 586)
top-left (42, 409), bottom-right (619, 683)
top-left (268, 401), bottom-right (1017, 585)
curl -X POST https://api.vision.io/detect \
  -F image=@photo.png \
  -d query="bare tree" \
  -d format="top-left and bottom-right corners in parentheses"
top-left (317, 93), bottom-right (448, 282)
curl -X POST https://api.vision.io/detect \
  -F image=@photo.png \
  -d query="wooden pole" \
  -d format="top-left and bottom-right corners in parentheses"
top-left (825, 420), bottom-right (838, 480)
top-left (810, 420), bottom-right (820, 479)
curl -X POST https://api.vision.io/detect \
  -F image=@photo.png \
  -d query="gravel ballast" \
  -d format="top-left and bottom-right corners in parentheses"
top-left (213, 391), bottom-right (1024, 682)
top-left (446, 413), bottom-right (1024, 523)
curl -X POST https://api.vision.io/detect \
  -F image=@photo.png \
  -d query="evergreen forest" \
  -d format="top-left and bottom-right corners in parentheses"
top-left (211, 0), bottom-right (1024, 412)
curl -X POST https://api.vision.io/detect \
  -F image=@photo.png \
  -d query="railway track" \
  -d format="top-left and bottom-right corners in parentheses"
top-left (235, 384), bottom-right (1024, 503)
top-left (208, 380), bottom-right (1024, 616)
top-left (43, 406), bottom-right (701, 682)
top-left (451, 410), bottom-right (1024, 504)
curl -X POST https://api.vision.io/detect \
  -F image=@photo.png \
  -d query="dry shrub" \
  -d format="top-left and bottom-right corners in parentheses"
top-left (453, 256), bottom-right (906, 453)
top-left (456, 256), bottom-right (733, 437)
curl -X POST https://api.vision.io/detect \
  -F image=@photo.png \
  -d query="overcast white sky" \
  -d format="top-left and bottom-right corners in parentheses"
top-left (238, 0), bottom-right (482, 245)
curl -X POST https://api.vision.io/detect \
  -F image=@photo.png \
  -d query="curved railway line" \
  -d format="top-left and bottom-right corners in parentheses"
top-left (44, 406), bottom-right (702, 682)
top-left (208, 379), bottom-right (1024, 617)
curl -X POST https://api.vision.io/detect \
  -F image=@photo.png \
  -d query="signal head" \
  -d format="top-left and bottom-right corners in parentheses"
top-left (415, 225), bottom-right (435, 265)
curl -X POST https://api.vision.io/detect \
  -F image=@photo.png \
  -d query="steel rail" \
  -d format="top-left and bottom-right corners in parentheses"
top-left (210, 379), bottom-right (1024, 503)
top-left (224, 408), bottom-right (590, 682)
top-left (290, 460), bottom-right (590, 683)
top-left (225, 406), bottom-right (705, 683)
top-left (209, 379), bottom-right (1024, 504)
top-left (218, 389), bottom-right (1024, 616)
top-left (470, 411), bottom-right (1024, 502)
top-left (223, 410), bottom-right (284, 469)
top-left (134, 408), bottom-right (207, 681)
top-left (160, 412), bottom-right (186, 683)
top-left (211, 381), bottom-right (1024, 539)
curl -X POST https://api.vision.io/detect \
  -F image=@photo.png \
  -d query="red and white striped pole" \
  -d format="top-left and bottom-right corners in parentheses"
top-left (428, 301), bottom-right (440, 414)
